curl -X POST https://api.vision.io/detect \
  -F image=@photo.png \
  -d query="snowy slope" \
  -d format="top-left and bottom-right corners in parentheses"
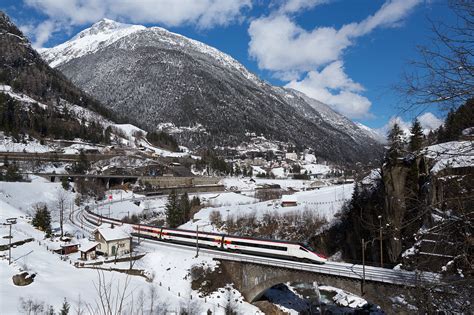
top-left (0, 179), bottom-right (262, 314)
top-left (355, 122), bottom-right (386, 144)
top-left (40, 19), bottom-right (146, 68)
top-left (181, 183), bottom-right (354, 233)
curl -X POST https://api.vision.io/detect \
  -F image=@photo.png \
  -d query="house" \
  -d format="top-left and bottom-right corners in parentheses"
top-left (285, 152), bottom-right (298, 161)
top-left (93, 224), bottom-right (132, 257)
top-left (281, 194), bottom-right (298, 207)
top-left (51, 239), bottom-right (79, 255)
top-left (79, 240), bottom-right (99, 261)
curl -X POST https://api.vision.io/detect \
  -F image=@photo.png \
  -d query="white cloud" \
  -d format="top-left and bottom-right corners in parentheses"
top-left (285, 61), bottom-right (372, 118)
top-left (24, 0), bottom-right (251, 47)
top-left (33, 20), bottom-right (57, 48)
top-left (248, 14), bottom-right (350, 75)
top-left (277, 0), bottom-right (328, 14)
top-left (249, 0), bottom-right (420, 75)
top-left (418, 112), bottom-right (443, 131)
top-left (248, 0), bottom-right (421, 118)
top-left (377, 113), bottom-right (443, 138)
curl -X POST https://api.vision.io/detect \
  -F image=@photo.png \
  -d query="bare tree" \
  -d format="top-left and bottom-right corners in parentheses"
top-left (56, 188), bottom-right (69, 238)
top-left (18, 297), bottom-right (45, 315)
top-left (399, 0), bottom-right (473, 112)
top-left (74, 294), bottom-right (85, 315)
top-left (86, 269), bottom-right (133, 315)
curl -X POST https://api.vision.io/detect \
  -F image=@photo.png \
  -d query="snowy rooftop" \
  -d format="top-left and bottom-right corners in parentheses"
top-left (281, 194), bottom-right (298, 203)
top-left (94, 223), bottom-right (131, 241)
top-left (79, 240), bottom-right (99, 252)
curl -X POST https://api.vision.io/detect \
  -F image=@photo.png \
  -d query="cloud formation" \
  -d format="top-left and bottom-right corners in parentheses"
top-left (378, 112), bottom-right (444, 138)
top-left (277, 0), bottom-right (328, 14)
top-left (24, 0), bottom-right (251, 47)
top-left (248, 0), bottom-right (421, 118)
top-left (285, 61), bottom-right (372, 118)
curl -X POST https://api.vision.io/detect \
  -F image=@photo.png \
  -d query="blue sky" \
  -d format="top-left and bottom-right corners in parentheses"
top-left (1, 0), bottom-right (453, 131)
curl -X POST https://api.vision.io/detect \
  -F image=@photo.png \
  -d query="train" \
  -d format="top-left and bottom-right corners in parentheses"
top-left (83, 210), bottom-right (327, 264)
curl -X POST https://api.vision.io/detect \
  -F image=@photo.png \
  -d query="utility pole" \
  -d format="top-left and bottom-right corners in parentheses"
top-left (8, 223), bottom-right (12, 265)
top-left (378, 215), bottom-right (383, 268)
top-left (361, 238), bottom-right (366, 296)
top-left (138, 222), bottom-right (141, 245)
top-left (195, 225), bottom-right (199, 258)
top-left (5, 218), bottom-right (17, 265)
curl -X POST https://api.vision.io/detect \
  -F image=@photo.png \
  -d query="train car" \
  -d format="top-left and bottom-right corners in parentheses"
top-left (222, 235), bottom-right (327, 264)
top-left (85, 210), bottom-right (326, 264)
top-left (161, 228), bottom-right (224, 249)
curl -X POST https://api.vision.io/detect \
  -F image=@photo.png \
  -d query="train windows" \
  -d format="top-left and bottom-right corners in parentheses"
top-left (230, 240), bottom-right (287, 251)
top-left (166, 232), bottom-right (216, 242)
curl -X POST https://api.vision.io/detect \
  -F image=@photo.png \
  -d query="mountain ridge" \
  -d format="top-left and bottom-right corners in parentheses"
top-left (41, 19), bottom-right (383, 164)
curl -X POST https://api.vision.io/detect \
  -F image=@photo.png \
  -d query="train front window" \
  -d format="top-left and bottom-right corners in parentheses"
top-left (300, 243), bottom-right (315, 252)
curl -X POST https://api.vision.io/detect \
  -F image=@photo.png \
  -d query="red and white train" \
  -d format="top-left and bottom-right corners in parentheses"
top-left (84, 210), bottom-right (327, 264)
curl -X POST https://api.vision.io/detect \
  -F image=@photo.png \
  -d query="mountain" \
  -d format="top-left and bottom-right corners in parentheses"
top-left (0, 12), bottom-right (113, 120)
top-left (41, 19), bottom-right (383, 164)
top-left (354, 122), bottom-right (386, 144)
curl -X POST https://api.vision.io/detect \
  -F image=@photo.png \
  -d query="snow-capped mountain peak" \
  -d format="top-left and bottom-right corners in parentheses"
top-left (355, 122), bottom-right (386, 144)
top-left (40, 18), bottom-right (383, 164)
top-left (73, 18), bottom-right (133, 39)
top-left (41, 19), bottom-right (145, 68)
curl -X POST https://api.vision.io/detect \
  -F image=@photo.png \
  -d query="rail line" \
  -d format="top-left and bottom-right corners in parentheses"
top-left (71, 205), bottom-right (442, 287)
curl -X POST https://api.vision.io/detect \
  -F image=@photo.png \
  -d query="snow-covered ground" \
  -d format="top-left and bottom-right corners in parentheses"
top-left (221, 177), bottom-right (327, 191)
top-left (0, 135), bottom-right (53, 153)
top-left (181, 184), bottom-right (353, 232)
top-left (0, 179), bottom-right (263, 314)
top-left (0, 176), bottom-right (75, 215)
top-left (423, 140), bottom-right (474, 173)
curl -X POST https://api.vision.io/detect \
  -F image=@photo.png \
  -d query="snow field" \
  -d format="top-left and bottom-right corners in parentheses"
top-left (0, 182), bottom-right (263, 314)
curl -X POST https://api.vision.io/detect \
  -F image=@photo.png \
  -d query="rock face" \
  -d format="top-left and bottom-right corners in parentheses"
top-left (12, 272), bottom-right (35, 286)
top-left (41, 19), bottom-right (383, 164)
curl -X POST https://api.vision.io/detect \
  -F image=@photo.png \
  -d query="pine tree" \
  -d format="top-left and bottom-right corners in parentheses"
top-left (409, 118), bottom-right (424, 151)
top-left (61, 176), bottom-right (70, 191)
top-left (165, 190), bottom-right (179, 228)
top-left (179, 192), bottom-right (191, 224)
top-left (59, 298), bottom-right (70, 315)
top-left (387, 123), bottom-right (405, 163)
top-left (73, 151), bottom-right (89, 174)
top-left (32, 205), bottom-right (52, 237)
top-left (5, 163), bottom-right (22, 181)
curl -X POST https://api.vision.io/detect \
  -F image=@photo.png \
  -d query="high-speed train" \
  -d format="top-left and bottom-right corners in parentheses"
top-left (84, 210), bottom-right (327, 264)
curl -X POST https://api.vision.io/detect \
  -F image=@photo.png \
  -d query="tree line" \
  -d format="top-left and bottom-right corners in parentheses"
top-left (0, 93), bottom-right (112, 144)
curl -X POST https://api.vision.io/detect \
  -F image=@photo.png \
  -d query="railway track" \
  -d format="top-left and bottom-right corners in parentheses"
top-left (70, 205), bottom-right (442, 288)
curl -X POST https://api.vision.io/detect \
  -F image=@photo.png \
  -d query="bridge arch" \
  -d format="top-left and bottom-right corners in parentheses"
top-left (245, 272), bottom-right (323, 302)
top-left (217, 259), bottom-right (407, 310)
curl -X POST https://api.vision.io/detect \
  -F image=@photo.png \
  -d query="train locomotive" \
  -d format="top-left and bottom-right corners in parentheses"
top-left (84, 210), bottom-right (327, 264)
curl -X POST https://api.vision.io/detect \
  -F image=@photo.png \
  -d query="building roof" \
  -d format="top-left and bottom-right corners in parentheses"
top-left (94, 223), bottom-right (131, 242)
top-left (79, 240), bottom-right (99, 253)
top-left (281, 194), bottom-right (297, 203)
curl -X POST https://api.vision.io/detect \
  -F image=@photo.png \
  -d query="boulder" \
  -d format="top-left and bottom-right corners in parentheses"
top-left (12, 272), bottom-right (35, 286)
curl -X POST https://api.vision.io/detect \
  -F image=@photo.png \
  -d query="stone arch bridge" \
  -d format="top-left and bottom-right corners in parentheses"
top-left (215, 259), bottom-right (434, 311)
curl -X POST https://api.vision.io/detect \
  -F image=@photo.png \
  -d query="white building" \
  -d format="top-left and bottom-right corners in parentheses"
top-left (285, 152), bottom-right (298, 161)
top-left (93, 224), bottom-right (132, 257)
